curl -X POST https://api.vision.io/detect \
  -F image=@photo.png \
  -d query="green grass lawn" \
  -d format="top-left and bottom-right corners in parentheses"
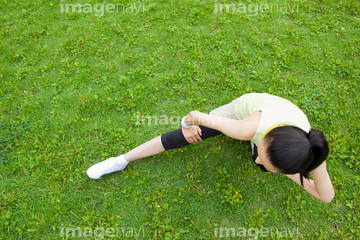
top-left (1, 0), bottom-right (359, 239)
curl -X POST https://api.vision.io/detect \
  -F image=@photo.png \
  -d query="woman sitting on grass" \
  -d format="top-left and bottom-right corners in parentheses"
top-left (86, 93), bottom-right (334, 203)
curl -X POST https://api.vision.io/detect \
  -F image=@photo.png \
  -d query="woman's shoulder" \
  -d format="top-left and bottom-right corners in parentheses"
top-left (244, 111), bottom-right (262, 140)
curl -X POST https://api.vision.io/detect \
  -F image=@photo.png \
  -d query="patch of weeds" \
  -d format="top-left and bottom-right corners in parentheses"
top-left (144, 187), bottom-right (189, 240)
top-left (215, 167), bottom-right (243, 206)
top-left (182, 155), bottom-right (211, 201)
top-left (0, 193), bottom-right (16, 235)
top-left (282, 190), bottom-right (307, 224)
top-left (246, 208), bottom-right (272, 228)
top-left (185, 159), bottom-right (202, 184)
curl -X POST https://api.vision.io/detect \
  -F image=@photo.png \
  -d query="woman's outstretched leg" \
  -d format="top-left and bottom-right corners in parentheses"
top-left (86, 135), bottom-right (165, 179)
top-left (123, 136), bottom-right (165, 162)
top-left (86, 126), bottom-right (221, 179)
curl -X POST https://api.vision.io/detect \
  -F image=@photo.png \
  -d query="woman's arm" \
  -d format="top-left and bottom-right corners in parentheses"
top-left (285, 161), bottom-right (334, 203)
top-left (183, 110), bottom-right (260, 141)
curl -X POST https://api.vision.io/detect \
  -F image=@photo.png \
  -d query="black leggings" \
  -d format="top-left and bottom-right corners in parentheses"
top-left (161, 126), bottom-right (222, 150)
top-left (160, 127), bottom-right (268, 172)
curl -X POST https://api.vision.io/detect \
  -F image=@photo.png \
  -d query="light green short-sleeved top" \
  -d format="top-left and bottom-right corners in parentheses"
top-left (234, 93), bottom-right (311, 145)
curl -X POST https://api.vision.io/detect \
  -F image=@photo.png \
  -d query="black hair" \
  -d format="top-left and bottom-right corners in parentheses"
top-left (264, 126), bottom-right (329, 186)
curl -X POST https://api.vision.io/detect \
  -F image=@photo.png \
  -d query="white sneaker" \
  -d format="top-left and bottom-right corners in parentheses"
top-left (86, 155), bottom-right (129, 179)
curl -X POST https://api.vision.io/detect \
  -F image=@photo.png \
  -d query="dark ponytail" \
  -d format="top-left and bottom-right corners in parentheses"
top-left (264, 126), bottom-right (329, 186)
top-left (303, 129), bottom-right (329, 184)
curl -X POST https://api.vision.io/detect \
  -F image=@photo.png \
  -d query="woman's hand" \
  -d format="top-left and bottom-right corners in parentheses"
top-left (182, 125), bottom-right (202, 144)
